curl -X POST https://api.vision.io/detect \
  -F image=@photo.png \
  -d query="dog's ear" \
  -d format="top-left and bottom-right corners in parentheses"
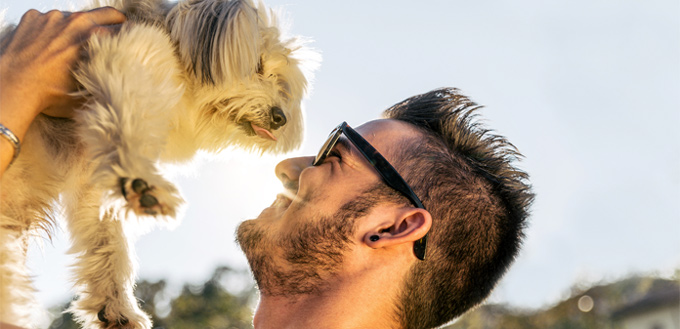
top-left (166, 0), bottom-right (259, 85)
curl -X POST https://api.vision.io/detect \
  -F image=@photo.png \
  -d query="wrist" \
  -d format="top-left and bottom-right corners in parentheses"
top-left (0, 90), bottom-right (42, 142)
top-left (0, 123), bottom-right (21, 165)
top-left (0, 65), bottom-right (47, 142)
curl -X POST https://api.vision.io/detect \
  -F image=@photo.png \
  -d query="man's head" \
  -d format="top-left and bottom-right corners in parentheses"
top-left (236, 88), bottom-right (533, 328)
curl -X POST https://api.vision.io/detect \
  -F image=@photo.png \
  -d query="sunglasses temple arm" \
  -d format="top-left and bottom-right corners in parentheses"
top-left (343, 127), bottom-right (425, 210)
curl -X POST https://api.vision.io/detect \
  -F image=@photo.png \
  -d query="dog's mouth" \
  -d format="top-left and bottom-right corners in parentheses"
top-left (240, 121), bottom-right (277, 141)
top-left (250, 122), bottom-right (277, 141)
top-left (236, 106), bottom-right (287, 142)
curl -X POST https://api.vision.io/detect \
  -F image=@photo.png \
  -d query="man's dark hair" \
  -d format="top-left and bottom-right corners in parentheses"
top-left (382, 88), bottom-right (534, 329)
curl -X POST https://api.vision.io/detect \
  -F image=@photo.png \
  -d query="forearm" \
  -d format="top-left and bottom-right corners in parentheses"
top-left (0, 69), bottom-right (43, 176)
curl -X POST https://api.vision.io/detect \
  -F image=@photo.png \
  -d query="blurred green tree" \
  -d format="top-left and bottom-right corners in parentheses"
top-left (162, 266), bottom-right (257, 329)
top-left (443, 276), bottom-right (678, 329)
top-left (48, 266), bottom-right (257, 329)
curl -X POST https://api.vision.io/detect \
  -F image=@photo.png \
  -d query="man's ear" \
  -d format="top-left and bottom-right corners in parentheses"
top-left (364, 207), bottom-right (432, 249)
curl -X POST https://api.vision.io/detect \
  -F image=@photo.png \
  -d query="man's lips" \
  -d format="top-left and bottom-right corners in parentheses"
top-left (255, 193), bottom-right (292, 220)
top-left (271, 193), bottom-right (293, 208)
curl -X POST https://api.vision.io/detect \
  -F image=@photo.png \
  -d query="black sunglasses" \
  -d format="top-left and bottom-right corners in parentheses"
top-left (313, 122), bottom-right (428, 261)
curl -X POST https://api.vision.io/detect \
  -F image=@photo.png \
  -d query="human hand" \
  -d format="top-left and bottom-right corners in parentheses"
top-left (0, 7), bottom-right (126, 118)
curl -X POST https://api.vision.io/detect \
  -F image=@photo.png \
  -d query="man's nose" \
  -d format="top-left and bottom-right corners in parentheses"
top-left (275, 156), bottom-right (314, 192)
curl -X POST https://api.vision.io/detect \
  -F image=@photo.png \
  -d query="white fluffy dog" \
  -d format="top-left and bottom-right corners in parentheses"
top-left (0, 0), bottom-right (318, 327)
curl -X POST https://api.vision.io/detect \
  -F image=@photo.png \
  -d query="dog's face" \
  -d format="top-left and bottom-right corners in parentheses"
top-left (167, 0), bottom-right (319, 154)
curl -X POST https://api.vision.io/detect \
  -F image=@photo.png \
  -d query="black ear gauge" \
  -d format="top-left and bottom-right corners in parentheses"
top-left (370, 235), bottom-right (380, 242)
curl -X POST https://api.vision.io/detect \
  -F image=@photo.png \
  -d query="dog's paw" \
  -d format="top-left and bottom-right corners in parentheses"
top-left (97, 305), bottom-right (151, 329)
top-left (70, 299), bottom-right (152, 329)
top-left (120, 178), bottom-right (159, 215)
top-left (120, 177), bottom-right (178, 216)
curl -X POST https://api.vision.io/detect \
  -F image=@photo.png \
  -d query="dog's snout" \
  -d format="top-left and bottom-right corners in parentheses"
top-left (270, 107), bottom-right (287, 130)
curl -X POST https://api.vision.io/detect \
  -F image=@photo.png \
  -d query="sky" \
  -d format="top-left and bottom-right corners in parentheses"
top-left (1, 0), bottom-right (679, 323)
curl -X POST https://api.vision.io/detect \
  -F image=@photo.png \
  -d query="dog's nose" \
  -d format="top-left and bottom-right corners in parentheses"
top-left (270, 107), bottom-right (287, 130)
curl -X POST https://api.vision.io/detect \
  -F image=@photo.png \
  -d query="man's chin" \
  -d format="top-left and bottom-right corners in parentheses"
top-left (235, 219), bottom-right (263, 253)
top-left (237, 194), bottom-right (294, 255)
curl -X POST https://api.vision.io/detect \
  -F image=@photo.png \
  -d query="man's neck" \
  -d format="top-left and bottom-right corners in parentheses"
top-left (252, 272), bottom-right (401, 329)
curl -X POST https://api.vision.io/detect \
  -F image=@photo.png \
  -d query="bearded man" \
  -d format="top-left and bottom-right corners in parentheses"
top-left (236, 87), bottom-right (534, 329)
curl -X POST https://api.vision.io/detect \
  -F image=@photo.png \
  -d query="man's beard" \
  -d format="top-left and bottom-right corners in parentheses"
top-left (236, 187), bottom-right (386, 296)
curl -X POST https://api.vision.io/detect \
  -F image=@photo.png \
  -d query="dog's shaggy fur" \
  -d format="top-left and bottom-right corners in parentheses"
top-left (0, 0), bottom-right (318, 327)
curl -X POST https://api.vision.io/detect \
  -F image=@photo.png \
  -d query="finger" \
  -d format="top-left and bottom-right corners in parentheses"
top-left (12, 9), bottom-right (44, 39)
top-left (0, 26), bottom-right (16, 53)
top-left (84, 6), bottom-right (126, 26)
top-left (19, 9), bottom-right (41, 22)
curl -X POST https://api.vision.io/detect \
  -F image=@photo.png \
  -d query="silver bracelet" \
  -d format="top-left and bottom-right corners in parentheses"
top-left (0, 123), bottom-right (21, 166)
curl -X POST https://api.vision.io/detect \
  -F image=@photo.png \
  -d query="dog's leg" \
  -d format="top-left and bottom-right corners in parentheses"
top-left (75, 23), bottom-right (185, 218)
top-left (64, 185), bottom-right (151, 329)
top-left (0, 228), bottom-right (36, 327)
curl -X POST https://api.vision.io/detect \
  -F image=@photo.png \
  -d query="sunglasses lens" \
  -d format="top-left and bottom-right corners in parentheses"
top-left (314, 125), bottom-right (343, 166)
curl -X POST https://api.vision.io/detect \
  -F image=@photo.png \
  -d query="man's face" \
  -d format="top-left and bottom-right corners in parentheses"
top-left (236, 119), bottom-right (420, 295)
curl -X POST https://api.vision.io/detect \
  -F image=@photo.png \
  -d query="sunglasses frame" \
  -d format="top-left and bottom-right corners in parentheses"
top-left (313, 122), bottom-right (428, 261)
